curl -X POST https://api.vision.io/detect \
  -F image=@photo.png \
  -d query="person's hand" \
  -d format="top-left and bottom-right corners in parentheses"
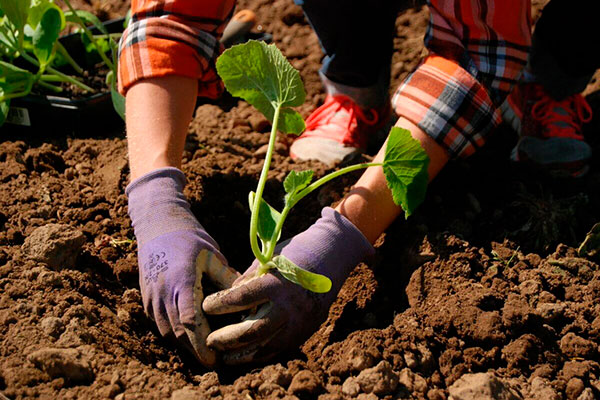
top-left (202, 207), bottom-right (374, 364)
top-left (127, 167), bottom-right (239, 367)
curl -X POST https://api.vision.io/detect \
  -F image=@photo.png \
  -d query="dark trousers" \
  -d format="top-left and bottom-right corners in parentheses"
top-left (295, 0), bottom-right (597, 98)
top-left (293, 0), bottom-right (403, 87)
top-left (532, 0), bottom-right (599, 99)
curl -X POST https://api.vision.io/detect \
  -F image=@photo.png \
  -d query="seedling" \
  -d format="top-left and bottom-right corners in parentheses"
top-left (216, 40), bottom-right (429, 293)
top-left (0, 0), bottom-right (125, 126)
top-left (491, 246), bottom-right (520, 268)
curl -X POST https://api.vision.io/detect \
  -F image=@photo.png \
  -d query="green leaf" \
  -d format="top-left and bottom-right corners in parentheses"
top-left (123, 9), bottom-right (132, 29)
top-left (283, 170), bottom-right (313, 194)
top-left (248, 192), bottom-right (281, 245)
top-left (0, 16), bottom-right (18, 55)
top-left (64, 9), bottom-right (107, 34)
top-left (107, 70), bottom-right (125, 120)
top-left (578, 222), bottom-right (600, 258)
top-left (0, 0), bottom-right (30, 35)
top-left (31, 6), bottom-right (60, 67)
top-left (0, 99), bottom-right (9, 126)
top-left (283, 169), bottom-right (313, 204)
top-left (27, 0), bottom-right (65, 31)
top-left (272, 255), bottom-right (332, 293)
top-left (382, 127), bottom-right (429, 218)
top-left (216, 40), bottom-right (306, 135)
top-left (0, 61), bottom-right (35, 95)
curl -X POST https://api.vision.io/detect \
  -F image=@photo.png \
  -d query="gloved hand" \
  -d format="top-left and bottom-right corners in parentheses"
top-left (202, 207), bottom-right (374, 364)
top-left (127, 167), bottom-right (239, 367)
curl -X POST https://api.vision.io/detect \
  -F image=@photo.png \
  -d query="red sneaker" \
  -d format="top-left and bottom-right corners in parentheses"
top-left (290, 95), bottom-right (392, 165)
top-left (501, 83), bottom-right (593, 177)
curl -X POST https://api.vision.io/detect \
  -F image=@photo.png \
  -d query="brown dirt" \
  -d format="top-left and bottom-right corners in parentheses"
top-left (3, 1), bottom-right (600, 399)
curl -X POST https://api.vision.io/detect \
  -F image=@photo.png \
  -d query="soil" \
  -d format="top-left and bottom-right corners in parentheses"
top-left (2, 1), bottom-right (600, 399)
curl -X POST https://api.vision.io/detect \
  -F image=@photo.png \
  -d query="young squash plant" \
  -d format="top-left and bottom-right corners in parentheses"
top-left (216, 40), bottom-right (429, 293)
top-left (0, 0), bottom-right (125, 126)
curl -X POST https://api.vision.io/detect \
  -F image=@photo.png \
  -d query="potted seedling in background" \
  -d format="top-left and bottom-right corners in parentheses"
top-left (216, 40), bottom-right (429, 292)
top-left (0, 0), bottom-right (125, 130)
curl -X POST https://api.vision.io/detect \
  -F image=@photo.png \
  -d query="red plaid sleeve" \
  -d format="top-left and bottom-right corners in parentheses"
top-left (392, 0), bottom-right (531, 158)
top-left (117, 0), bottom-right (235, 98)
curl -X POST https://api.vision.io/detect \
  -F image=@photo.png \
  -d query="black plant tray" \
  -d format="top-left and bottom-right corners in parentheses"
top-left (2, 18), bottom-right (126, 136)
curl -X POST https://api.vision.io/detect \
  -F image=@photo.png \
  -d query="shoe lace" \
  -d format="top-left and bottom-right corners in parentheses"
top-left (304, 95), bottom-right (379, 134)
top-left (531, 87), bottom-right (592, 140)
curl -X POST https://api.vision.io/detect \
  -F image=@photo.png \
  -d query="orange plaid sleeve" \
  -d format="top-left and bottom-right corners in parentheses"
top-left (117, 0), bottom-right (235, 98)
top-left (393, 0), bottom-right (531, 158)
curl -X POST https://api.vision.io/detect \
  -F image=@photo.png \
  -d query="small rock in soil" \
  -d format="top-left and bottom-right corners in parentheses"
top-left (354, 360), bottom-right (399, 396)
top-left (27, 347), bottom-right (94, 383)
top-left (448, 372), bottom-right (521, 400)
top-left (22, 224), bottom-right (85, 269)
top-left (288, 370), bottom-right (321, 397)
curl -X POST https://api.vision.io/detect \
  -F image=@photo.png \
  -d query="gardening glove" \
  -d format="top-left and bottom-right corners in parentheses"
top-left (202, 207), bottom-right (374, 364)
top-left (127, 167), bottom-right (240, 367)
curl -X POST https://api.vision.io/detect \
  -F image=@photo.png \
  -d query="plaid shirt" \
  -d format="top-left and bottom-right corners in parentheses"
top-left (118, 0), bottom-right (235, 98)
top-left (393, 0), bottom-right (531, 158)
top-left (118, 0), bottom-right (531, 158)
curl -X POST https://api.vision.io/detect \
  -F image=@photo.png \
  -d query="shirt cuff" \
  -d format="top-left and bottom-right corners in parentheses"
top-left (392, 54), bottom-right (502, 159)
top-left (118, 17), bottom-right (224, 98)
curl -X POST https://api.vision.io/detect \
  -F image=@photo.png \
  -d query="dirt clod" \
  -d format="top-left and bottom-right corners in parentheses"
top-left (40, 316), bottom-right (65, 338)
top-left (560, 333), bottom-right (597, 358)
top-left (21, 224), bottom-right (85, 269)
top-left (565, 378), bottom-right (585, 400)
top-left (448, 373), bottom-right (521, 400)
top-left (288, 370), bottom-right (321, 397)
top-left (577, 388), bottom-right (595, 400)
top-left (27, 347), bottom-right (94, 384)
top-left (353, 360), bottom-right (399, 396)
top-left (528, 377), bottom-right (560, 400)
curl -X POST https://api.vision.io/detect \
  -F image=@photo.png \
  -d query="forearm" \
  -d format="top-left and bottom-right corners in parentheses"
top-left (126, 76), bottom-right (198, 181)
top-left (335, 117), bottom-right (448, 244)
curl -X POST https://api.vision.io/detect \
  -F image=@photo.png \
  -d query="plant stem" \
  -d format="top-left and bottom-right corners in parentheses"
top-left (264, 204), bottom-right (291, 262)
top-left (250, 104), bottom-right (281, 267)
top-left (291, 162), bottom-right (383, 208)
top-left (263, 162), bottom-right (384, 261)
top-left (40, 75), bottom-right (66, 82)
top-left (21, 53), bottom-right (93, 92)
top-left (94, 33), bottom-right (122, 40)
top-left (56, 42), bottom-right (84, 74)
top-left (62, 0), bottom-right (115, 70)
top-left (37, 80), bottom-right (63, 93)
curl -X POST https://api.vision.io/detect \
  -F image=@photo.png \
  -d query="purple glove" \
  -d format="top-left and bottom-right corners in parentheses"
top-left (202, 207), bottom-right (374, 364)
top-left (127, 167), bottom-right (239, 367)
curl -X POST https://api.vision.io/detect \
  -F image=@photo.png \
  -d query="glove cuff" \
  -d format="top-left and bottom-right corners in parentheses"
top-left (282, 207), bottom-right (375, 295)
top-left (126, 167), bottom-right (208, 248)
